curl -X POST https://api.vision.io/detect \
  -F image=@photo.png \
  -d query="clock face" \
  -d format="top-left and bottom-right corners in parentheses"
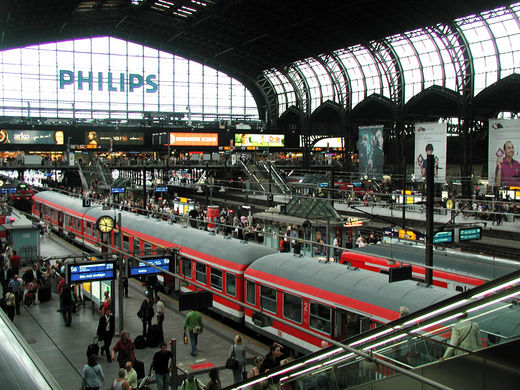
top-left (97, 216), bottom-right (115, 233)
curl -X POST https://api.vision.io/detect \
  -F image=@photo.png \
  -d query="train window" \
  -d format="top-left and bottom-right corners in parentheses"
top-left (144, 242), bottom-right (152, 254)
top-left (226, 273), bottom-right (236, 296)
top-left (310, 303), bottom-right (332, 335)
top-left (123, 235), bottom-right (130, 252)
top-left (283, 293), bottom-right (302, 324)
top-left (195, 262), bottom-right (206, 284)
top-left (246, 281), bottom-right (256, 306)
top-left (114, 231), bottom-right (120, 248)
top-left (210, 268), bottom-right (223, 291)
top-left (86, 222), bottom-right (92, 236)
top-left (260, 285), bottom-right (277, 314)
top-left (133, 239), bottom-right (141, 256)
top-left (76, 218), bottom-right (81, 231)
top-left (182, 258), bottom-right (192, 278)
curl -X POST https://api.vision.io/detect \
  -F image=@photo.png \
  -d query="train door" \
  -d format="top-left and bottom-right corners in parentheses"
top-left (57, 211), bottom-right (64, 234)
top-left (332, 309), bottom-right (372, 341)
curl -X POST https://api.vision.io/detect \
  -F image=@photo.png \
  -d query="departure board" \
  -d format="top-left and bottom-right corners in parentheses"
top-left (129, 256), bottom-right (171, 277)
top-left (67, 261), bottom-right (116, 283)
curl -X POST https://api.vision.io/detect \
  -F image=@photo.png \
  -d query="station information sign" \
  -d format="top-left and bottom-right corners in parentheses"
top-left (66, 261), bottom-right (116, 283)
top-left (111, 187), bottom-right (125, 193)
top-left (155, 187), bottom-right (168, 192)
top-left (128, 256), bottom-right (171, 277)
top-left (459, 227), bottom-right (482, 241)
top-left (433, 230), bottom-right (454, 244)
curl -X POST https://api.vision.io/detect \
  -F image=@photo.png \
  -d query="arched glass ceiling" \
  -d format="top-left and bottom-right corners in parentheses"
top-left (0, 36), bottom-right (258, 121)
top-left (264, 2), bottom-right (520, 116)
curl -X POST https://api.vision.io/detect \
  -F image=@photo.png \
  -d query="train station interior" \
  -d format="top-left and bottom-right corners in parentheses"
top-left (1, 1), bottom-right (520, 389)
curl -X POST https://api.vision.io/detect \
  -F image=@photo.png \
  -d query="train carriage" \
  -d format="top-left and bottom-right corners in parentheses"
top-left (244, 253), bottom-right (458, 355)
top-left (340, 244), bottom-right (520, 291)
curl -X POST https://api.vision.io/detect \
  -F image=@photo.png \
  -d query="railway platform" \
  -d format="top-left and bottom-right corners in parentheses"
top-left (13, 233), bottom-right (268, 389)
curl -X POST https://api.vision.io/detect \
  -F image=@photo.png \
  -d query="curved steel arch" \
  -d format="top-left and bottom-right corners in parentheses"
top-left (327, 51), bottom-right (353, 109)
top-left (285, 63), bottom-right (312, 115)
top-left (424, 28), bottom-right (447, 88)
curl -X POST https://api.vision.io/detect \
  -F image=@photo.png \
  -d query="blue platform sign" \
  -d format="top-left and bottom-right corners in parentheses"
top-left (111, 187), bottom-right (125, 193)
top-left (155, 187), bottom-right (168, 192)
top-left (433, 230), bottom-right (453, 244)
top-left (67, 261), bottom-right (116, 283)
top-left (129, 256), bottom-right (171, 277)
top-left (459, 227), bottom-right (482, 241)
top-left (318, 182), bottom-right (329, 188)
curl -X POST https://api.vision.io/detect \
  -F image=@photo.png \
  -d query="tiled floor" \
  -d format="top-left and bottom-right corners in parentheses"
top-left (13, 234), bottom-right (268, 389)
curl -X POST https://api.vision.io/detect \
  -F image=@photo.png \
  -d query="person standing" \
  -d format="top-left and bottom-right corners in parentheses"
top-left (155, 294), bottom-right (165, 342)
top-left (138, 295), bottom-right (154, 336)
top-left (124, 361), bottom-right (138, 389)
top-left (205, 368), bottom-right (222, 390)
top-left (442, 312), bottom-right (481, 359)
top-left (149, 343), bottom-right (174, 390)
top-left (228, 335), bottom-right (247, 384)
top-left (82, 354), bottom-right (104, 390)
top-left (112, 330), bottom-right (136, 369)
top-left (7, 274), bottom-right (23, 315)
top-left (5, 287), bottom-right (16, 322)
top-left (61, 283), bottom-right (73, 326)
top-left (9, 251), bottom-right (21, 277)
top-left (110, 368), bottom-right (130, 390)
top-left (0, 263), bottom-right (13, 293)
top-left (97, 307), bottom-right (115, 361)
top-left (259, 343), bottom-right (283, 374)
top-left (184, 310), bottom-right (203, 356)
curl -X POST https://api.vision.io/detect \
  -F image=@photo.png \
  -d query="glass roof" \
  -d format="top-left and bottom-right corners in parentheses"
top-left (264, 2), bottom-right (520, 115)
top-left (284, 197), bottom-right (341, 220)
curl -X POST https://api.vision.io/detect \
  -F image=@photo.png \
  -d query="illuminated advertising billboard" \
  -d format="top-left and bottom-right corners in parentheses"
top-left (234, 134), bottom-right (284, 147)
top-left (169, 132), bottom-right (218, 146)
top-left (414, 123), bottom-right (447, 183)
top-left (488, 119), bottom-right (520, 187)
top-left (0, 129), bottom-right (65, 145)
top-left (84, 131), bottom-right (144, 147)
top-left (358, 125), bottom-right (383, 179)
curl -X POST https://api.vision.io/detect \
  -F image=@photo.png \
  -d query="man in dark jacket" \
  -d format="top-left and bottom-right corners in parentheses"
top-left (138, 295), bottom-right (154, 335)
top-left (97, 307), bottom-right (115, 361)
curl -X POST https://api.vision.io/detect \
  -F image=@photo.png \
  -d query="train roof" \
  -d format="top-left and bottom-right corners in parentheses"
top-left (247, 253), bottom-right (457, 319)
top-left (347, 243), bottom-right (520, 281)
top-left (34, 191), bottom-right (276, 267)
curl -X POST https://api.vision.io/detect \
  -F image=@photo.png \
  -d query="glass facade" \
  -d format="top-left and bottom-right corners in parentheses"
top-left (0, 37), bottom-right (259, 121)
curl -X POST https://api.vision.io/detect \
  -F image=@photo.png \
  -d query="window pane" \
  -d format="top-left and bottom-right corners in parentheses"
top-left (210, 267), bottom-right (222, 291)
top-left (226, 273), bottom-right (236, 296)
top-left (260, 285), bottom-right (277, 314)
top-left (246, 281), bottom-right (256, 305)
top-left (310, 302), bottom-right (331, 334)
top-left (195, 262), bottom-right (206, 284)
top-left (283, 293), bottom-right (302, 323)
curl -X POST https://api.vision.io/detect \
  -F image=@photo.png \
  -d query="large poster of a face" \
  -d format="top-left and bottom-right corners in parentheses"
top-left (488, 119), bottom-right (520, 187)
top-left (414, 123), bottom-right (447, 183)
top-left (358, 125), bottom-right (383, 179)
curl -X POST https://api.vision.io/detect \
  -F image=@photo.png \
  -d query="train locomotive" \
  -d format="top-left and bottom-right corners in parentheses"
top-left (32, 191), bottom-right (518, 355)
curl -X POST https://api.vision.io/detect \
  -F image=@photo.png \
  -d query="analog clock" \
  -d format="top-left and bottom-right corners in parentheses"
top-left (97, 215), bottom-right (115, 233)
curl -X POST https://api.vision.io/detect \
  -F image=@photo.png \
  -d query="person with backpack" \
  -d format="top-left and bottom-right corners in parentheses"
top-left (180, 373), bottom-right (205, 390)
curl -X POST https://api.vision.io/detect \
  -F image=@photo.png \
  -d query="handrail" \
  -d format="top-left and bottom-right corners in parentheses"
top-left (239, 160), bottom-right (266, 192)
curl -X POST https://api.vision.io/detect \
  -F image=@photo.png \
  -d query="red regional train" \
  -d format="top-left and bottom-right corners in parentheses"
top-left (340, 244), bottom-right (520, 292)
top-left (32, 191), bottom-right (513, 355)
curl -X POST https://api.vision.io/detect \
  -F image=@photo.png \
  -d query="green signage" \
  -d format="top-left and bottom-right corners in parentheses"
top-left (433, 230), bottom-right (453, 244)
top-left (459, 228), bottom-right (482, 241)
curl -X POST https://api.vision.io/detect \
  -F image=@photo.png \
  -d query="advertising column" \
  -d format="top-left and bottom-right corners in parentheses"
top-left (358, 125), bottom-right (384, 180)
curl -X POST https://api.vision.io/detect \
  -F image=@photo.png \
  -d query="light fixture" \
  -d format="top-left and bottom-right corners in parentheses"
top-left (219, 186), bottom-right (226, 192)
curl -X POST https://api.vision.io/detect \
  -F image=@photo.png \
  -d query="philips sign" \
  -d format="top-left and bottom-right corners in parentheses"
top-left (59, 70), bottom-right (158, 93)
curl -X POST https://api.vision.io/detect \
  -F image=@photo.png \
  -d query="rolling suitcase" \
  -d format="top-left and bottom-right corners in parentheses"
top-left (134, 359), bottom-right (145, 380)
top-left (134, 335), bottom-right (147, 349)
top-left (86, 337), bottom-right (99, 357)
top-left (147, 324), bottom-right (162, 348)
top-left (38, 285), bottom-right (51, 302)
top-left (138, 375), bottom-right (152, 390)
top-left (24, 292), bottom-right (34, 306)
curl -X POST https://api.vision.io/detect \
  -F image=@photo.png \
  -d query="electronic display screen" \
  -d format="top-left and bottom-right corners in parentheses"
top-left (155, 187), bottom-right (168, 192)
top-left (67, 261), bottom-right (116, 283)
top-left (459, 227), bottom-right (482, 241)
top-left (433, 230), bottom-right (453, 244)
top-left (111, 187), bottom-right (125, 193)
top-left (129, 256), bottom-right (171, 277)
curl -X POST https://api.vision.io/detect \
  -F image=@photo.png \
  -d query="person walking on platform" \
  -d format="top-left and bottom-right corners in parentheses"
top-left (97, 307), bottom-right (115, 361)
top-left (441, 312), bottom-right (481, 359)
top-left (1, 264), bottom-right (13, 296)
top-left (124, 361), bottom-right (138, 389)
top-left (112, 330), bottom-right (136, 369)
top-left (61, 283), bottom-right (73, 326)
top-left (149, 342), bottom-right (174, 390)
top-left (184, 310), bottom-right (203, 356)
top-left (5, 286), bottom-right (16, 322)
top-left (110, 368), bottom-right (130, 390)
top-left (205, 368), bottom-right (222, 390)
top-left (82, 354), bottom-right (104, 390)
top-left (260, 343), bottom-right (283, 374)
top-left (138, 295), bottom-right (154, 336)
top-left (8, 274), bottom-right (23, 315)
top-left (155, 294), bottom-right (165, 342)
top-left (228, 334), bottom-right (247, 384)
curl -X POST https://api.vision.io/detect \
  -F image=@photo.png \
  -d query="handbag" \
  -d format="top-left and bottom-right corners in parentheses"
top-left (193, 325), bottom-right (202, 335)
top-left (226, 346), bottom-right (239, 370)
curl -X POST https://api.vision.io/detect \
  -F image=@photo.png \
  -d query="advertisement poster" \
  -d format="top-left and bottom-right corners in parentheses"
top-left (414, 123), bottom-right (447, 183)
top-left (358, 125), bottom-right (383, 179)
top-left (488, 119), bottom-right (520, 187)
top-left (84, 131), bottom-right (144, 147)
top-left (0, 129), bottom-right (64, 144)
top-left (169, 132), bottom-right (218, 146)
top-left (235, 134), bottom-right (284, 147)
